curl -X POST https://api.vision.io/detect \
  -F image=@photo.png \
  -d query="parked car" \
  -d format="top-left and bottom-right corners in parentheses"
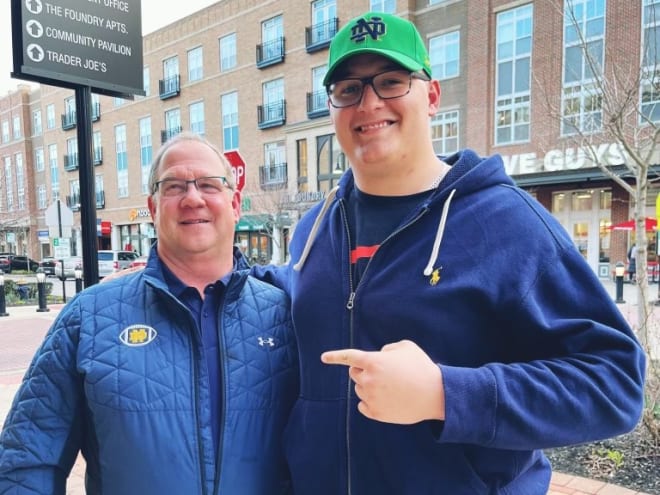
top-left (129, 255), bottom-right (148, 268)
top-left (98, 250), bottom-right (138, 278)
top-left (53, 257), bottom-right (83, 280)
top-left (10, 255), bottom-right (39, 272)
top-left (39, 257), bottom-right (57, 276)
top-left (0, 256), bottom-right (11, 274)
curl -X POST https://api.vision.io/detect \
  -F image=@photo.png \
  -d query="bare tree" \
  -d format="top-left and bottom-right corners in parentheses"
top-left (538, 0), bottom-right (659, 440)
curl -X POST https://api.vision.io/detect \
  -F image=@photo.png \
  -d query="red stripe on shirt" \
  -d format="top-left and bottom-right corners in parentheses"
top-left (351, 245), bottom-right (379, 264)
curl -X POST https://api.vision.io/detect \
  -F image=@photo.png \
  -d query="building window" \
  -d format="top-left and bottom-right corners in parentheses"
top-left (12, 115), bottom-right (21, 140)
top-left (308, 0), bottom-right (337, 48)
top-left (15, 154), bottom-right (24, 210)
top-left (495, 4), bottom-right (532, 144)
top-left (561, 0), bottom-right (605, 135)
top-left (641, 0), bottom-right (660, 121)
top-left (430, 31), bottom-right (460, 81)
top-left (32, 109), bottom-right (42, 136)
top-left (143, 66), bottom-right (150, 97)
top-left (163, 108), bottom-right (181, 143)
top-left (220, 33), bottom-right (237, 71)
top-left (259, 78), bottom-right (286, 128)
top-left (188, 46), bottom-right (203, 82)
top-left (4, 157), bottom-right (14, 212)
top-left (35, 147), bottom-right (44, 172)
top-left (189, 101), bottom-right (205, 136)
top-left (65, 137), bottom-right (78, 170)
top-left (46, 104), bottom-right (55, 129)
top-left (221, 91), bottom-right (239, 151)
top-left (258, 15), bottom-right (284, 67)
top-left (115, 124), bottom-right (128, 197)
top-left (317, 134), bottom-right (342, 192)
top-left (37, 184), bottom-right (47, 209)
top-left (297, 139), bottom-right (308, 191)
top-left (49, 143), bottom-right (59, 199)
top-left (262, 141), bottom-right (287, 187)
top-left (93, 130), bottom-right (103, 164)
top-left (140, 117), bottom-right (152, 194)
top-left (1, 121), bottom-right (9, 143)
top-left (431, 110), bottom-right (459, 155)
top-left (369, 0), bottom-right (395, 13)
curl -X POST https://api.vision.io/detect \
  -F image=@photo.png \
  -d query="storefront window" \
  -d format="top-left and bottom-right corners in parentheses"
top-left (551, 192), bottom-right (565, 213)
top-left (573, 222), bottom-right (588, 259)
top-left (571, 190), bottom-right (593, 211)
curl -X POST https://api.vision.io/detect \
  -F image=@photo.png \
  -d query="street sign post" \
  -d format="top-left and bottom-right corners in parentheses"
top-left (224, 150), bottom-right (246, 192)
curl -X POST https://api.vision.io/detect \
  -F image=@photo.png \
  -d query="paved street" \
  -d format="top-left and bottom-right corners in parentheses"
top-left (0, 279), bottom-right (655, 494)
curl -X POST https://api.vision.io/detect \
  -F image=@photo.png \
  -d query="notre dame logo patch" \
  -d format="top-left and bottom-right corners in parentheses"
top-left (119, 324), bottom-right (158, 347)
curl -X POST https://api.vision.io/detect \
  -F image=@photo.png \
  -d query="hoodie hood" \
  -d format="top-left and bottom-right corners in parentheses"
top-left (293, 150), bottom-right (513, 273)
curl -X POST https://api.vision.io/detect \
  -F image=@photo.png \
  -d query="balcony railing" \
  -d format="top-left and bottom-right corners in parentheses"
top-left (161, 126), bottom-right (183, 144)
top-left (93, 147), bottom-right (103, 165)
top-left (61, 112), bottom-right (76, 130)
top-left (66, 194), bottom-right (80, 211)
top-left (257, 100), bottom-right (286, 129)
top-left (259, 162), bottom-right (288, 189)
top-left (305, 18), bottom-right (338, 53)
top-left (64, 153), bottom-right (79, 171)
top-left (256, 37), bottom-right (285, 68)
top-left (159, 75), bottom-right (181, 100)
top-left (306, 90), bottom-right (329, 119)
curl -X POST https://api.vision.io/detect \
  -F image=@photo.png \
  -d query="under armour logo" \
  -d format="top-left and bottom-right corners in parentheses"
top-left (350, 16), bottom-right (386, 43)
top-left (258, 336), bottom-right (275, 347)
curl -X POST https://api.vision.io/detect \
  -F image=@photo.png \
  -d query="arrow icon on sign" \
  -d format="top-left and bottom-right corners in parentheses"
top-left (27, 43), bottom-right (44, 62)
top-left (26, 20), bottom-right (43, 38)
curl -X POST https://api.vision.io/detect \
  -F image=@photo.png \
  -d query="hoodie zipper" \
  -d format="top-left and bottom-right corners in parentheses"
top-left (338, 199), bottom-right (429, 495)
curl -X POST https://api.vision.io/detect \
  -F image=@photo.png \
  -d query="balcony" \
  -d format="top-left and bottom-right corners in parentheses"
top-left (91, 102), bottom-right (101, 122)
top-left (306, 90), bottom-right (329, 119)
top-left (305, 18), bottom-right (338, 53)
top-left (64, 153), bottom-right (79, 171)
top-left (66, 193), bottom-right (80, 211)
top-left (256, 37), bottom-right (285, 68)
top-left (257, 100), bottom-right (286, 129)
top-left (93, 147), bottom-right (103, 165)
top-left (161, 126), bottom-right (183, 144)
top-left (259, 162), bottom-right (288, 190)
top-left (96, 190), bottom-right (105, 209)
top-left (61, 112), bottom-right (76, 130)
top-left (159, 75), bottom-right (180, 100)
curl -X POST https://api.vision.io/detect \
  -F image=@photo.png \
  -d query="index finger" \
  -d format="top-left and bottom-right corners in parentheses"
top-left (321, 349), bottom-right (369, 368)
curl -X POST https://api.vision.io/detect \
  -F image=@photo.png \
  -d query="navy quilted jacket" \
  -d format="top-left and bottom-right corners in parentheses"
top-left (0, 252), bottom-right (298, 495)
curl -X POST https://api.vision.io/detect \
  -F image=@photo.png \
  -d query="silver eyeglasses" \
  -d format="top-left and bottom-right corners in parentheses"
top-left (154, 176), bottom-right (233, 197)
top-left (327, 70), bottom-right (430, 108)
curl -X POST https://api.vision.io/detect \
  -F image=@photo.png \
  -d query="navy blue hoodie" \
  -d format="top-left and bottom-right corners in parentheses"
top-left (255, 149), bottom-right (645, 494)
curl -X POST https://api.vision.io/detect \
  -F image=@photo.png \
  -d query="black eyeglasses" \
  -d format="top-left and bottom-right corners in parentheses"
top-left (153, 176), bottom-right (233, 197)
top-left (327, 70), bottom-right (430, 108)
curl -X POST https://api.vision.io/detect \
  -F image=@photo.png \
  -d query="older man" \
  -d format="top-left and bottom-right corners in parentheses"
top-left (0, 132), bottom-right (298, 494)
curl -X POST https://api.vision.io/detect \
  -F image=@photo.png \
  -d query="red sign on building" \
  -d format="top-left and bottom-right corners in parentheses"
top-left (224, 150), bottom-right (246, 192)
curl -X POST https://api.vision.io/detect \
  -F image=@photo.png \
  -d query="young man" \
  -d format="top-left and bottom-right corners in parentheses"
top-left (253, 12), bottom-right (646, 494)
top-left (0, 133), bottom-right (298, 494)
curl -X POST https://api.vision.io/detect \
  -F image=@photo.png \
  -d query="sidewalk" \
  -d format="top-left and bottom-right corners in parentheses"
top-left (0, 290), bottom-right (655, 494)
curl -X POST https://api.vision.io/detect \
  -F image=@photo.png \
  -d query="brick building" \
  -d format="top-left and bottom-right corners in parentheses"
top-left (0, 0), bottom-right (657, 277)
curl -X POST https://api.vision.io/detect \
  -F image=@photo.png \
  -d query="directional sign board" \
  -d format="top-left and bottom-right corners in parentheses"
top-left (224, 150), bottom-right (246, 192)
top-left (11, 0), bottom-right (144, 97)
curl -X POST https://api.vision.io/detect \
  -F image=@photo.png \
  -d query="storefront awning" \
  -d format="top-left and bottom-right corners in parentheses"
top-left (235, 214), bottom-right (271, 232)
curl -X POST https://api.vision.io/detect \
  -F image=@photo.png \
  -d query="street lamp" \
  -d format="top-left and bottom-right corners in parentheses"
top-left (74, 267), bottom-right (83, 293)
top-left (614, 262), bottom-right (626, 304)
top-left (0, 270), bottom-right (8, 317)
top-left (35, 268), bottom-right (50, 313)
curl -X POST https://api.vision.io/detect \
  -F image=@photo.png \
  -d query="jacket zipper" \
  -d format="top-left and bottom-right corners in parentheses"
top-left (338, 199), bottom-right (429, 495)
top-left (212, 287), bottom-right (229, 495)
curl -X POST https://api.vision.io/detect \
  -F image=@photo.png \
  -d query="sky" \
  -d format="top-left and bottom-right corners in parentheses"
top-left (1, 0), bottom-right (219, 95)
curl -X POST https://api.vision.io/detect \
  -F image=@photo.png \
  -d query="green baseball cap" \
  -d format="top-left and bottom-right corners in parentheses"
top-left (323, 12), bottom-right (432, 86)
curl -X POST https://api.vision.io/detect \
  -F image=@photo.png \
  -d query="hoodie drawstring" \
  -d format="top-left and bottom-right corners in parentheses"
top-left (293, 186), bottom-right (339, 271)
top-left (423, 188), bottom-right (457, 276)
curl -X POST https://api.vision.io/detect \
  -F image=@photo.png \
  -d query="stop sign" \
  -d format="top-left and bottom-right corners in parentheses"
top-left (224, 150), bottom-right (246, 192)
